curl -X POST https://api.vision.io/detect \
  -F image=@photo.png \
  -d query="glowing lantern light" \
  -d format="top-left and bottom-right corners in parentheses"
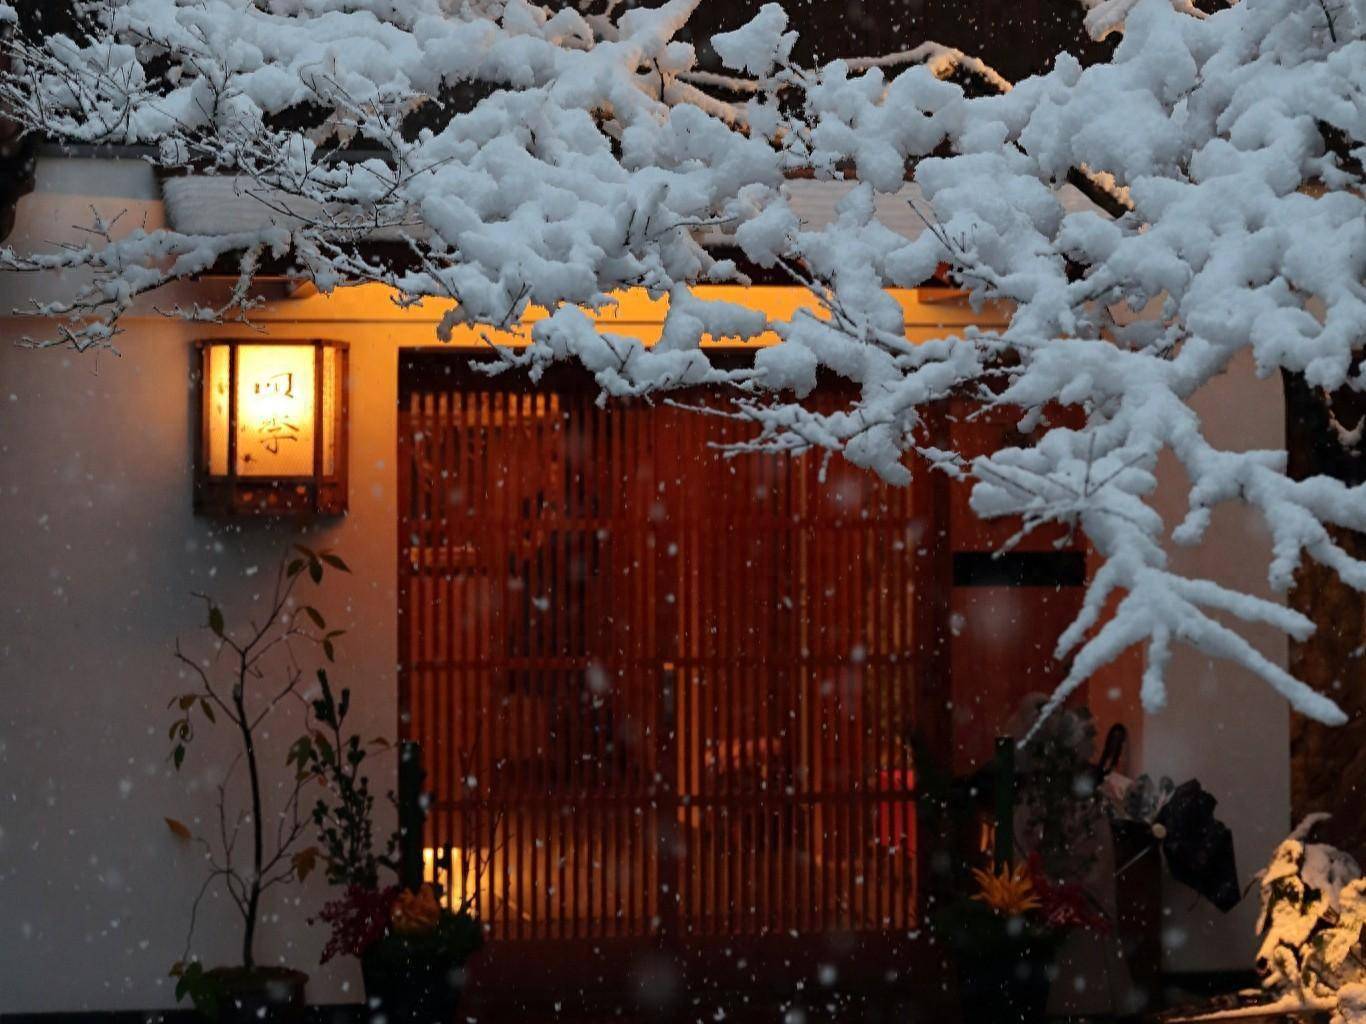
top-left (195, 339), bottom-right (348, 516)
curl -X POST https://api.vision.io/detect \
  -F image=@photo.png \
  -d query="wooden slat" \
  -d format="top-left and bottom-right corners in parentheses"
top-left (396, 358), bottom-right (960, 952)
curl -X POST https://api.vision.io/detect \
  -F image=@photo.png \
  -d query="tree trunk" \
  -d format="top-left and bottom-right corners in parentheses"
top-left (234, 673), bottom-right (263, 971)
top-left (1284, 370), bottom-right (1366, 861)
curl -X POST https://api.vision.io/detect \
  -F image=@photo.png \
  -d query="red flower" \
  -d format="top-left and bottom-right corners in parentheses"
top-left (1024, 854), bottom-right (1111, 934)
top-left (314, 885), bottom-right (399, 963)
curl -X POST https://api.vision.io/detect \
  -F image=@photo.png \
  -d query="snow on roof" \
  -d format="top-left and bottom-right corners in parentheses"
top-left (162, 173), bottom-right (1109, 246)
top-left (777, 177), bottom-right (1108, 238)
top-left (161, 174), bottom-right (429, 243)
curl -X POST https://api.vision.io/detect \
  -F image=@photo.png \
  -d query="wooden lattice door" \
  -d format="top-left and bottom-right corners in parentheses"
top-left (398, 355), bottom-right (935, 963)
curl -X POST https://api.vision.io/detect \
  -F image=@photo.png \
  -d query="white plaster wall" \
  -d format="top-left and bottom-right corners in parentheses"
top-left (1144, 354), bottom-right (1291, 974)
top-left (0, 317), bottom-right (407, 1015)
top-left (0, 160), bottom-right (410, 1013)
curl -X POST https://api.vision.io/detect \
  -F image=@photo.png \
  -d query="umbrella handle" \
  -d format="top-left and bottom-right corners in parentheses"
top-left (1114, 837), bottom-right (1158, 880)
top-left (1095, 724), bottom-right (1127, 779)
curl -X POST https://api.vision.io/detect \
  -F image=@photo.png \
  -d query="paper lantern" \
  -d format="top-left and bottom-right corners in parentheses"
top-left (195, 339), bottom-right (348, 516)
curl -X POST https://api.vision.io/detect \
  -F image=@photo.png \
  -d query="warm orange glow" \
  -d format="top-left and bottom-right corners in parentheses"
top-left (321, 343), bottom-right (339, 476)
top-left (265, 283), bottom-right (1003, 348)
top-left (206, 343), bottom-right (230, 476)
top-left (233, 344), bottom-right (317, 477)
top-left (423, 847), bottom-right (471, 909)
top-left (196, 339), bottom-right (348, 516)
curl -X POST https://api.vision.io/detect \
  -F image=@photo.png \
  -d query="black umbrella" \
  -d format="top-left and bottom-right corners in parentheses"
top-left (1154, 779), bottom-right (1241, 912)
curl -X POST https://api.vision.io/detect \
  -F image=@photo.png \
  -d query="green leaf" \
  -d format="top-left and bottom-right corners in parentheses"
top-left (287, 559), bottom-right (305, 578)
top-left (292, 846), bottom-right (319, 883)
top-left (171, 961), bottom-right (220, 1017)
top-left (208, 606), bottom-right (224, 637)
top-left (287, 736), bottom-right (314, 767)
top-left (165, 817), bottom-right (192, 841)
top-left (177, 694), bottom-right (196, 711)
top-left (303, 606), bottom-right (325, 629)
top-left (319, 552), bottom-right (351, 573)
top-left (322, 639), bottom-right (335, 662)
top-left (199, 699), bottom-right (215, 724)
top-left (308, 560), bottom-right (323, 584)
top-left (172, 744), bottom-right (186, 770)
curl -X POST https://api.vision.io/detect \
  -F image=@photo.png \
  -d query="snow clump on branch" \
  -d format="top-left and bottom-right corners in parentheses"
top-left (0, 0), bottom-right (1362, 734)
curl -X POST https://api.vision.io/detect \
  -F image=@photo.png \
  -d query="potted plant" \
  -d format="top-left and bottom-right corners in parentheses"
top-left (297, 672), bottom-right (483, 1022)
top-left (323, 883), bottom-right (484, 1022)
top-left (165, 545), bottom-right (349, 1022)
top-left (935, 855), bottom-right (1106, 1023)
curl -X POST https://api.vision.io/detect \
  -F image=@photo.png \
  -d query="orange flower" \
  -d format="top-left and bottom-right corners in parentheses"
top-left (391, 884), bottom-right (441, 936)
top-left (970, 862), bottom-right (1041, 917)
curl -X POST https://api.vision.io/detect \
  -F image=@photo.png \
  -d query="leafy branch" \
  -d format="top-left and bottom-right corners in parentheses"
top-left (165, 543), bottom-right (350, 974)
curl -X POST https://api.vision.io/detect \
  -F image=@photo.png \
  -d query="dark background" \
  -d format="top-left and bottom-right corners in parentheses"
top-left (14, 0), bottom-right (1114, 85)
top-left (680, 0), bottom-right (1113, 81)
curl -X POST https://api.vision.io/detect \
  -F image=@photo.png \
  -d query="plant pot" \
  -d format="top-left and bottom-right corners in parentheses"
top-left (361, 946), bottom-right (466, 1024)
top-left (206, 966), bottom-right (308, 1024)
top-left (954, 940), bottom-right (1056, 1023)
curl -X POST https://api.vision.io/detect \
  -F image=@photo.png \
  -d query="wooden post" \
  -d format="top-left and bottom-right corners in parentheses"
top-left (1284, 369), bottom-right (1366, 862)
top-left (913, 399), bottom-right (957, 910)
top-left (658, 666), bottom-right (681, 945)
top-left (993, 737), bottom-right (1015, 869)
top-left (398, 740), bottom-right (427, 892)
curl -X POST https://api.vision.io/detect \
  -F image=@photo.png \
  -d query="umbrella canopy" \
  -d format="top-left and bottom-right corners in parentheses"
top-left (1155, 780), bottom-right (1241, 912)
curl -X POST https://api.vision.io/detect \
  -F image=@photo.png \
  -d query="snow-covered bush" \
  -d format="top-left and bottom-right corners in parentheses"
top-left (1256, 815), bottom-right (1366, 1020)
top-left (0, 0), bottom-right (1362, 735)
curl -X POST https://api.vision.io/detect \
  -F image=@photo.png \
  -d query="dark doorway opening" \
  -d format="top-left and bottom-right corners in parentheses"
top-left (395, 351), bottom-right (1079, 1014)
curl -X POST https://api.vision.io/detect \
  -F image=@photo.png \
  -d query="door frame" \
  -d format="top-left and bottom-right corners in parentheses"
top-left (395, 348), bottom-right (958, 1012)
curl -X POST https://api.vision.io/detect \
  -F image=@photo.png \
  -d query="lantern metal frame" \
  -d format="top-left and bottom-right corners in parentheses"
top-left (193, 338), bottom-right (349, 517)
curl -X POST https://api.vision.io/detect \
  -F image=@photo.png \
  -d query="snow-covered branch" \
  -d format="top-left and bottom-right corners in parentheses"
top-left (0, 0), bottom-right (1362, 730)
